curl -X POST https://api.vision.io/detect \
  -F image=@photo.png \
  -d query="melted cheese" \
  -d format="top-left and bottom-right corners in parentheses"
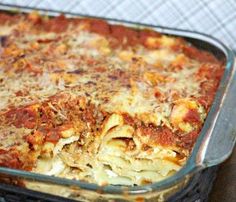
top-left (0, 14), bottom-right (222, 187)
top-left (34, 156), bottom-right (66, 176)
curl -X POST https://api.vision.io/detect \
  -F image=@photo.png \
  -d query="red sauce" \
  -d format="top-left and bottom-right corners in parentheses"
top-left (5, 105), bottom-right (39, 129)
top-left (110, 25), bottom-right (127, 41)
top-left (25, 130), bottom-right (44, 145)
top-left (178, 129), bottom-right (200, 150)
top-left (139, 125), bottom-right (176, 146)
top-left (0, 149), bottom-right (23, 169)
top-left (25, 14), bottom-right (164, 48)
top-left (89, 19), bottom-right (110, 36)
top-left (197, 63), bottom-right (224, 82)
top-left (42, 15), bottom-right (69, 33)
top-left (197, 64), bottom-right (214, 79)
top-left (139, 29), bottom-right (161, 47)
top-left (27, 13), bottom-right (42, 25)
top-left (26, 126), bottom-right (64, 145)
top-left (15, 90), bottom-right (29, 97)
top-left (122, 113), bottom-right (136, 126)
top-left (153, 127), bottom-right (176, 146)
top-left (154, 90), bottom-right (162, 98)
top-left (170, 38), bottom-right (186, 52)
top-left (39, 105), bottom-right (53, 126)
top-left (197, 95), bottom-right (213, 111)
top-left (94, 66), bottom-right (106, 73)
top-left (183, 46), bottom-right (218, 63)
top-left (0, 13), bottom-right (18, 24)
top-left (183, 109), bottom-right (201, 124)
top-left (83, 106), bottom-right (96, 125)
top-left (195, 63), bottom-right (224, 111)
top-left (87, 19), bottom-right (164, 48)
top-left (24, 63), bottom-right (42, 75)
top-left (45, 130), bottom-right (60, 143)
top-left (112, 25), bottom-right (139, 45)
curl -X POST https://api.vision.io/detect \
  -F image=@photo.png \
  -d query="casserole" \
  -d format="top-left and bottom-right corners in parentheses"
top-left (0, 3), bottom-right (235, 201)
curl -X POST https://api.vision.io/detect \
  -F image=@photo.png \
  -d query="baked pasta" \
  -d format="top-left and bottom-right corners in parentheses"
top-left (0, 12), bottom-right (224, 186)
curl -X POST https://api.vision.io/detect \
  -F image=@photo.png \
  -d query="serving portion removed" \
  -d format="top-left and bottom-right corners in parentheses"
top-left (0, 12), bottom-right (224, 186)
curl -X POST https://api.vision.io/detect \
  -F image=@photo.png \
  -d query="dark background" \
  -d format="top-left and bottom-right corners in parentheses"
top-left (209, 148), bottom-right (236, 202)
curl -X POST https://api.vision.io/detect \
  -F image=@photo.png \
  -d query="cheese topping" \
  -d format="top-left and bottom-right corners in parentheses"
top-left (0, 13), bottom-right (224, 186)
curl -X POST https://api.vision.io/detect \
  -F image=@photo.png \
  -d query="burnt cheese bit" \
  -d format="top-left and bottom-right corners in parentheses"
top-left (67, 69), bottom-right (85, 74)
top-left (85, 81), bottom-right (96, 86)
top-left (108, 75), bottom-right (118, 80)
top-left (0, 36), bottom-right (8, 47)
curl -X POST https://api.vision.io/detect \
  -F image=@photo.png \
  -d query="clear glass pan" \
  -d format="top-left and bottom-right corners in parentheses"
top-left (0, 3), bottom-right (235, 201)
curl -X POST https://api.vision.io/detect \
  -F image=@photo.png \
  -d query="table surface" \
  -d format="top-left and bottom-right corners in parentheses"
top-left (209, 147), bottom-right (236, 202)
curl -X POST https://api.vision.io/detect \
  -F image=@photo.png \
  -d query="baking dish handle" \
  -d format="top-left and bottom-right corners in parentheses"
top-left (200, 59), bottom-right (236, 167)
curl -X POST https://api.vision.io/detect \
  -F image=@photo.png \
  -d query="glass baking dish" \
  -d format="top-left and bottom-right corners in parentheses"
top-left (0, 3), bottom-right (235, 201)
